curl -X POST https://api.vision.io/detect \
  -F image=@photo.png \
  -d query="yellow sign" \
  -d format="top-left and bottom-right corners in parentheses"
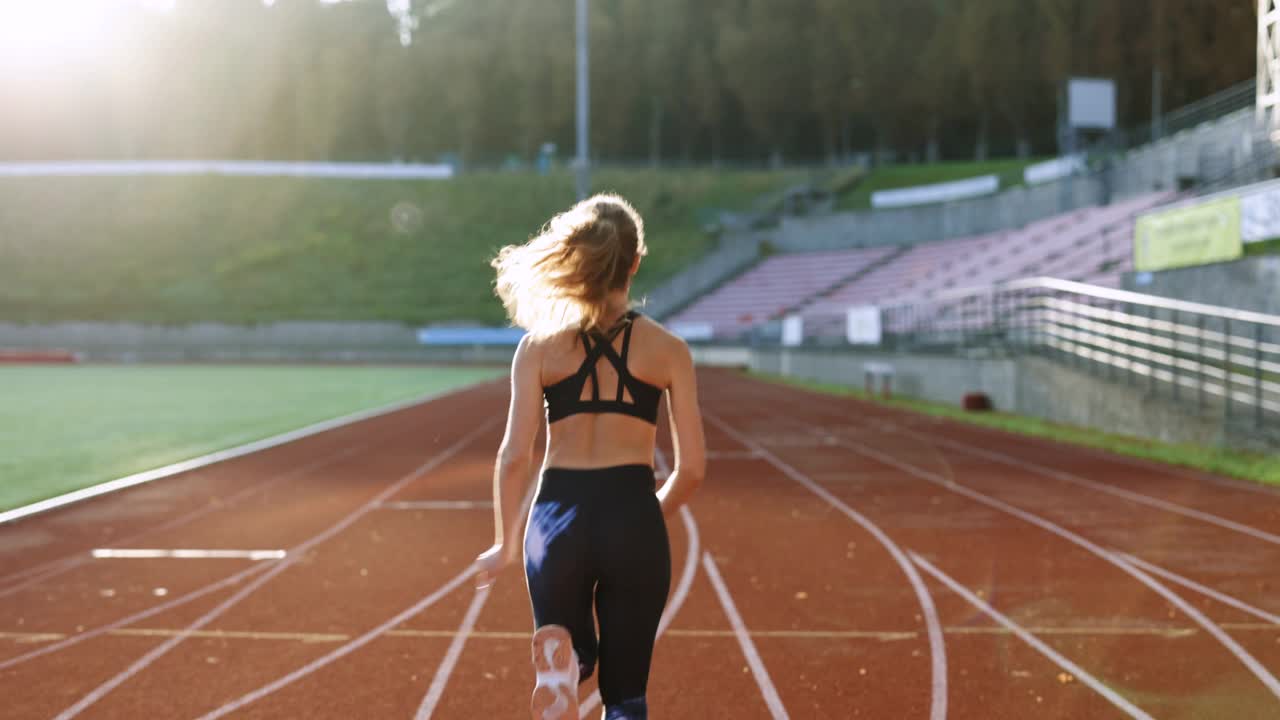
top-left (1133, 196), bottom-right (1243, 272)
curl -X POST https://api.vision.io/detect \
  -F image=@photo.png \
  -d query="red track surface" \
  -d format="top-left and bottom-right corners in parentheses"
top-left (2, 370), bottom-right (1279, 719)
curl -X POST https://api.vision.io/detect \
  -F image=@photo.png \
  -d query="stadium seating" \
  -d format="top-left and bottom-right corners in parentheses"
top-left (665, 246), bottom-right (898, 338)
top-left (669, 192), bottom-right (1174, 339)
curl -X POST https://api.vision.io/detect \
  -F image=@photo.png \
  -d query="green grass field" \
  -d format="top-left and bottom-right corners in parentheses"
top-left (836, 158), bottom-right (1046, 211)
top-left (0, 168), bottom-right (805, 327)
top-left (753, 372), bottom-right (1280, 489)
top-left (0, 365), bottom-right (504, 511)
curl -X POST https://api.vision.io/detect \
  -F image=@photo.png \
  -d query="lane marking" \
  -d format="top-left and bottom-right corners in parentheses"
top-left (0, 381), bottom-right (494, 527)
top-left (90, 549), bottom-right (287, 561)
top-left (54, 417), bottom-right (501, 719)
top-left (665, 628), bottom-right (917, 641)
top-left (707, 412), bottom-right (948, 720)
top-left (379, 500), bottom-right (493, 511)
top-left (393, 629), bottom-right (528, 640)
top-left (0, 561), bottom-right (275, 672)
top-left (414, 586), bottom-right (492, 719)
top-left (579, 448), bottom-right (701, 718)
top-left (0, 443), bottom-right (367, 599)
top-left (823, 431), bottom-right (1280, 705)
top-left (735, 380), bottom-right (1280, 707)
top-left (197, 564), bottom-right (477, 720)
top-left (0, 631), bottom-right (66, 643)
top-left (914, 415), bottom-right (1280, 498)
top-left (705, 450), bottom-right (764, 460)
top-left (910, 553), bottom-right (1155, 720)
top-left (54, 556), bottom-right (302, 719)
top-left (941, 625), bottom-right (1195, 638)
top-left (110, 628), bottom-right (348, 643)
top-left (17, 623), bottom-right (1279, 647)
top-left (0, 557), bottom-right (81, 588)
top-left (1118, 554), bottom-right (1280, 625)
top-left (655, 448), bottom-right (699, 640)
top-left (897, 429), bottom-right (1280, 547)
top-left (0, 558), bottom-right (88, 602)
top-left (703, 553), bottom-right (790, 720)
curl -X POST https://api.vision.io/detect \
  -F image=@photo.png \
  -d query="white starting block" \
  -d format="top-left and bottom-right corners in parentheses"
top-left (863, 362), bottom-right (895, 399)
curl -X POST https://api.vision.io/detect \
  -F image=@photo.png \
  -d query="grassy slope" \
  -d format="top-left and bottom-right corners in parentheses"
top-left (751, 372), bottom-right (1280, 488)
top-left (836, 158), bottom-right (1046, 211)
top-left (0, 169), bottom-right (804, 326)
top-left (0, 365), bottom-right (504, 510)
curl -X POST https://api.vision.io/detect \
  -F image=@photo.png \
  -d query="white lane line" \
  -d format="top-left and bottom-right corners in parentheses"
top-left (705, 450), bottom-right (763, 460)
top-left (198, 564), bottom-right (477, 720)
top-left (1118, 554), bottom-right (1280, 626)
top-left (53, 554), bottom-right (299, 719)
top-left (707, 413), bottom-right (948, 720)
top-left (90, 549), bottom-right (287, 560)
top-left (414, 586), bottom-right (492, 719)
top-left (578, 449), bottom-right (701, 719)
top-left (909, 553), bottom-right (1155, 720)
top-left (703, 553), bottom-right (790, 720)
top-left (655, 448), bottom-right (698, 639)
top-left (0, 381), bottom-right (494, 527)
top-left (0, 561), bottom-right (275, 672)
top-left (53, 417), bottom-right (501, 719)
top-left (380, 500), bottom-right (493, 511)
top-left (827, 432), bottom-right (1280, 704)
top-left (900, 429), bottom-right (1280, 547)
top-left (945, 420), bottom-right (1280, 499)
top-left (0, 558), bottom-right (86, 602)
top-left (0, 443), bottom-right (368, 599)
top-left (0, 558), bottom-right (75, 586)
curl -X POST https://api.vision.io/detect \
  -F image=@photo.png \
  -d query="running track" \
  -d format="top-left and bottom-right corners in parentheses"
top-left (2, 370), bottom-right (1279, 719)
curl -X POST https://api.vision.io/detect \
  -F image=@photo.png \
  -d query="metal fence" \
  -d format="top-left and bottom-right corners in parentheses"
top-left (807, 278), bottom-right (1280, 436)
top-left (1095, 78), bottom-right (1258, 154)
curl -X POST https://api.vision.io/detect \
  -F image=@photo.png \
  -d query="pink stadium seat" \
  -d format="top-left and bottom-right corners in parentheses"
top-left (797, 192), bottom-right (1173, 338)
top-left (667, 246), bottom-right (897, 338)
top-left (674, 193), bottom-right (1173, 340)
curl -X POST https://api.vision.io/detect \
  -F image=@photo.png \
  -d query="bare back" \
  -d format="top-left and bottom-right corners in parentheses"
top-left (536, 315), bottom-right (679, 468)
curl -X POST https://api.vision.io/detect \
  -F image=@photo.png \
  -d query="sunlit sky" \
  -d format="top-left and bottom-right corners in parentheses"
top-left (0, 0), bottom-right (418, 66)
top-left (0, 0), bottom-right (174, 64)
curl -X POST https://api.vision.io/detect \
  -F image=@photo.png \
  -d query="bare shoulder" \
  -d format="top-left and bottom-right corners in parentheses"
top-left (520, 326), bottom-right (577, 355)
top-left (633, 313), bottom-right (692, 370)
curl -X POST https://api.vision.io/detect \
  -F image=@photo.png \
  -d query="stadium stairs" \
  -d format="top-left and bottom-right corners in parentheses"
top-left (668, 192), bottom-right (1174, 341)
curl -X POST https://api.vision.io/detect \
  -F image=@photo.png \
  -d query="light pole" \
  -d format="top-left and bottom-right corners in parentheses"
top-left (574, 0), bottom-right (590, 200)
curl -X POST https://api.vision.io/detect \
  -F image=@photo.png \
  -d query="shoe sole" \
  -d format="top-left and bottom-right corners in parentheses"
top-left (531, 625), bottom-right (578, 720)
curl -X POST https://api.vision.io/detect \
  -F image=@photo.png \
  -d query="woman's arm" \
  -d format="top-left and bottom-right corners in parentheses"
top-left (657, 339), bottom-right (705, 516)
top-left (476, 335), bottom-right (544, 587)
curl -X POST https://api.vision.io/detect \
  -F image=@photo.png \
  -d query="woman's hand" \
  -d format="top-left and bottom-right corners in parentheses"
top-left (474, 542), bottom-right (519, 589)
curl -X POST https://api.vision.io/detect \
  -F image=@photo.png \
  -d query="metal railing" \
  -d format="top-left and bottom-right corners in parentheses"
top-left (1097, 78), bottom-right (1257, 153)
top-left (871, 278), bottom-right (1280, 433)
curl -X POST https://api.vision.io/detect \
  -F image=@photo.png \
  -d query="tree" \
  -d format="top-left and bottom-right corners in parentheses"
top-left (717, 0), bottom-right (816, 165)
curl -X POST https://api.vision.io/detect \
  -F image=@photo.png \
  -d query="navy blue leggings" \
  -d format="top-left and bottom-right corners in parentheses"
top-left (524, 465), bottom-right (671, 720)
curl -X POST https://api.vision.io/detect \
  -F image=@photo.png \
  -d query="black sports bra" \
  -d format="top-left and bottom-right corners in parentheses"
top-left (543, 311), bottom-right (663, 425)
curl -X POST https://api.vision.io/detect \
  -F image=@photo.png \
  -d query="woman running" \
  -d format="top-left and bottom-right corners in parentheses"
top-left (474, 194), bottom-right (706, 720)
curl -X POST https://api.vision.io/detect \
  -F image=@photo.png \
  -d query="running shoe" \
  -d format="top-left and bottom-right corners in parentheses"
top-left (531, 625), bottom-right (580, 720)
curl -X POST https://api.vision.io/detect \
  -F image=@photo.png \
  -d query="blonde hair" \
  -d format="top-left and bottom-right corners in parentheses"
top-left (492, 193), bottom-right (647, 338)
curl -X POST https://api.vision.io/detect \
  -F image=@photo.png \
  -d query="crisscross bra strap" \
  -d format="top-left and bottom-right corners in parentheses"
top-left (577, 313), bottom-right (634, 399)
top-left (542, 310), bottom-right (661, 425)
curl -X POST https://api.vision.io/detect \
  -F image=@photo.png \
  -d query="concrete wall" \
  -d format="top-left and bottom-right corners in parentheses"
top-left (750, 348), bottom-right (1020, 411)
top-left (775, 176), bottom-right (1107, 251)
top-left (1013, 357), bottom-right (1225, 447)
top-left (1110, 109), bottom-right (1259, 197)
top-left (748, 347), bottom-right (1260, 450)
top-left (1126, 255), bottom-right (1280, 316)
